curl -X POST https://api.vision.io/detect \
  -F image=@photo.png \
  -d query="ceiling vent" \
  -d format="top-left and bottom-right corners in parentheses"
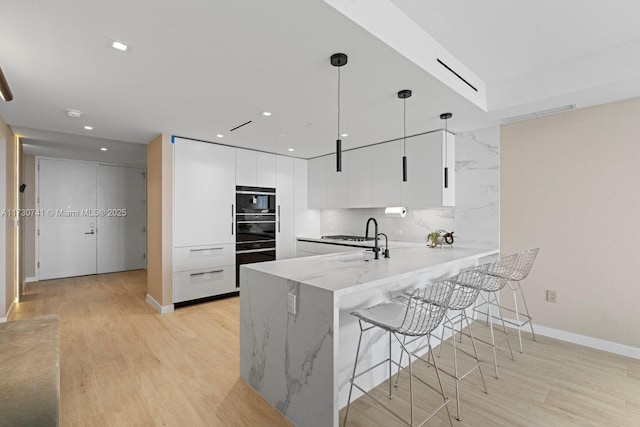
top-left (502, 104), bottom-right (577, 124)
top-left (230, 120), bottom-right (253, 132)
top-left (437, 58), bottom-right (478, 93)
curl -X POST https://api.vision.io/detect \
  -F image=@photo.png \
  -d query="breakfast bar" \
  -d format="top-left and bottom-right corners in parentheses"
top-left (239, 245), bottom-right (498, 427)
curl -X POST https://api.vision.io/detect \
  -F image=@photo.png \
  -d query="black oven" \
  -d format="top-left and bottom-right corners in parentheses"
top-left (235, 186), bottom-right (277, 287)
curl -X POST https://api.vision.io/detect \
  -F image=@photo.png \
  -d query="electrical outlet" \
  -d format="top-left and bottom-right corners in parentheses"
top-left (546, 290), bottom-right (557, 303)
top-left (288, 293), bottom-right (296, 315)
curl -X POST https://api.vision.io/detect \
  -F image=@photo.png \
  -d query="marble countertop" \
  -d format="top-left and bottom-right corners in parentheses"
top-left (296, 236), bottom-right (424, 249)
top-left (245, 245), bottom-right (499, 296)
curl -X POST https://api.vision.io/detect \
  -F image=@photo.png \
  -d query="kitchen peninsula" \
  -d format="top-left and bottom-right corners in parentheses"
top-left (239, 244), bottom-right (498, 427)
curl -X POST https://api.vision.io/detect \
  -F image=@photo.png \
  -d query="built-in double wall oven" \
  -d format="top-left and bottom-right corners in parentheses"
top-left (235, 186), bottom-right (276, 287)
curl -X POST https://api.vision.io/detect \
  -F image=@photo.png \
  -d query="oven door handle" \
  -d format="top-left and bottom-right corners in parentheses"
top-left (236, 248), bottom-right (276, 254)
top-left (236, 220), bottom-right (277, 224)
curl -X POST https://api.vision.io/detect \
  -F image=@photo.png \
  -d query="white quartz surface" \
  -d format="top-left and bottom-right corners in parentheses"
top-left (246, 245), bottom-right (498, 296)
top-left (296, 236), bottom-right (424, 249)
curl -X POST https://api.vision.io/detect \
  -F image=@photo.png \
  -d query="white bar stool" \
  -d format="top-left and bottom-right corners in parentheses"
top-left (343, 281), bottom-right (455, 427)
top-left (471, 254), bottom-right (518, 378)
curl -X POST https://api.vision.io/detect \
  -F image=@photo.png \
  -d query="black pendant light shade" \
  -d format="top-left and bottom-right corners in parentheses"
top-left (440, 112), bottom-right (453, 189)
top-left (331, 53), bottom-right (348, 172)
top-left (398, 89), bottom-right (412, 182)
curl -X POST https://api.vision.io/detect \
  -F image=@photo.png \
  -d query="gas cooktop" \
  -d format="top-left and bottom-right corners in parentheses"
top-left (321, 235), bottom-right (376, 242)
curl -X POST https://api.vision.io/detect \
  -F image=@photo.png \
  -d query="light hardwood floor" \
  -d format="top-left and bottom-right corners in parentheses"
top-left (11, 271), bottom-right (640, 426)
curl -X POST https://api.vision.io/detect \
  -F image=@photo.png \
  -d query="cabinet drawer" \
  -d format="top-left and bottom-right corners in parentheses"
top-left (173, 265), bottom-right (236, 303)
top-left (174, 244), bottom-right (235, 272)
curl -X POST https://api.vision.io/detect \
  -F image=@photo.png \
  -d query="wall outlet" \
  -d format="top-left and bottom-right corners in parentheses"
top-left (288, 293), bottom-right (296, 315)
top-left (546, 290), bottom-right (557, 303)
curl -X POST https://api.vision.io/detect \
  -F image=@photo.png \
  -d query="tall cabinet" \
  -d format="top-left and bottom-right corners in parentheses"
top-left (173, 137), bottom-right (237, 303)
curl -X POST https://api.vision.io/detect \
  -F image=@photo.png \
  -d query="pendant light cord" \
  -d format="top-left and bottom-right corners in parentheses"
top-left (444, 116), bottom-right (448, 164)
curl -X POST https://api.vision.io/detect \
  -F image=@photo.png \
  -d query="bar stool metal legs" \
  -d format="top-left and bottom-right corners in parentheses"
top-left (343, 282), bottom-right (455, 427)
top-left (470, 254), bottom-right (518, 378)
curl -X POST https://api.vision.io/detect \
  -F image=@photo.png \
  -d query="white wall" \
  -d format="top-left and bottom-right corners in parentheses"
top-left (0, 135), bottom-right (6, 317)
top-left (319, 126), bottom-right (500, 248)
top-left (501, 97), bottom-right (640, 349)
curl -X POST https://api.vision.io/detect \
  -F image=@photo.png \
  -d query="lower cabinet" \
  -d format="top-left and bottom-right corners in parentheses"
top-left (173, 243), bottom-right (236, 303)
top-left (173, 266), bottom-right (236, 303)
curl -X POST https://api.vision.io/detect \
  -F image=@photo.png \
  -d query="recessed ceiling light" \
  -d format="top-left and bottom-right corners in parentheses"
top-left (288, 148), bottom-right (294, 152)
top-left (111, 40), bottom-right (129, 52)
top-left (84, 126), bottom-right (93, 130)
top-left (66, 109), bottom-right (83, 118)
top-left (262, 111), bottom-right (272, 117)
top-left (341, 133), bottom-right (348, 138)
top-left (216, 134), bottom-right (224, 138)
top-left (100, 147), bottom-right (108, 151)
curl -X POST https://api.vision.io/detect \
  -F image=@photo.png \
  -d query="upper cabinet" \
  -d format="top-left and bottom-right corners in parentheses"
top-left (236, 149), bottom-right (276, 188)
top-left (306, 130), bottom-right (455, 209)
top-left (371, 141), bottom-right (402, 207)
top-left (400, 131), bottom-right (455, 208)
top-left (174, 138), bottom-right (236, 247)
top-left (308, 156), bottom-right (328, 209)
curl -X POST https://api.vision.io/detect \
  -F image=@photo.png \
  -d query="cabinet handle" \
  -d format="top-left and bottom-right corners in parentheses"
top-left (231, 204), bottom-right (234, 235)
top-left (190, 269), bottom-right (224, 277)
top-left (277, 205), bottom-right (281, 233)
top-left (189, 247), bottom-right (223, 253)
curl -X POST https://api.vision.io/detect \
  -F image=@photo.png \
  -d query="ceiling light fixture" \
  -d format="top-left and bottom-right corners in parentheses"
top-left (216, 134), bottom-right (224, 138)
top-left (0, 65), bottom-right (14, 102)
top-left (440, 112), bottom-right (453, 189)
top-left (331, 52), bottom-right (348, 173)
top-left (398, 89), bottom-right (412, 182)
top-left (340, 133), bottom-right (348, 138)
top-left (288, 148), bottom-right (294, 152)
top-left (111, 40), bottom-right (129, 52)
top-left (262, 111), bottom-right (272, 117)
top-left (84, 126), bottom-right (93, 130)
top-left (66, 109), bottom-right (83, 118)
top-left (100, 147), bottom-right (108, 151)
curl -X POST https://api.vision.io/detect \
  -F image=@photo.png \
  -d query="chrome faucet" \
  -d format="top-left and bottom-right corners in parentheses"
top-left (365, 217), bottom-right (380, 260)
top-left (377, 232), bottom-right (390, 258)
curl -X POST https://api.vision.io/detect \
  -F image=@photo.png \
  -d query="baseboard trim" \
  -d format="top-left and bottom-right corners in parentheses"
top-left (503, 316), bottom-right (640, 360)
top-left (1, 300), bottom-right (16, 323)
top-left (146, 293), bottom-right (174, 314)
top-left (25, 276), bottom-right (37, 283)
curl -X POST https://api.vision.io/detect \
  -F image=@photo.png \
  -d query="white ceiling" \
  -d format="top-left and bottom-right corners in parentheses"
top-left (1, 0), bottom-right (640, 161)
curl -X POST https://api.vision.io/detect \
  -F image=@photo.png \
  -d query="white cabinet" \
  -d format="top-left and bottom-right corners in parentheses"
top-left (372, 140), bottom-right (402, 207)
top-left (173, 137), bottom-right (237, 302)
top-left (327, 154), bottom-right (348, 208)
top-left (236, 148), bottom-right (276, 188)
top-left (347, 147), bottom-right (372, 207)
top-left (276, 156), bottom-right (296, 259)
top-left (308, 156), bottom-right (328, 209)
top-left (174, 138), bottom-right (235, 247)
top-left (400, 130), bottom-right (455, 207)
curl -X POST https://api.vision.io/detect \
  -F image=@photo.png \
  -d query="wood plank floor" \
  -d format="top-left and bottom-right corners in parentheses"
top-left (11, 271), bottom-right (640, 426)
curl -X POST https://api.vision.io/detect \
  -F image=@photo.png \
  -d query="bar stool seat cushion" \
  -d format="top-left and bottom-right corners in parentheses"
top-left (351, 302), bottom-right (406, 331)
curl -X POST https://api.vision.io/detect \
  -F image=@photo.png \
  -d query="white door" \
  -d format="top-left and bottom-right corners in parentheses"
top-left (38, 159), bottom-right (97, 280)
top-left (97, 165), bottom-right (146, 274)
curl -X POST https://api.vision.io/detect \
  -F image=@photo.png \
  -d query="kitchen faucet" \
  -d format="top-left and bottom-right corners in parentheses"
top-left (365, 217), bottom-right (380, 260)
top-left (377, 233), bottom-right (390, 258)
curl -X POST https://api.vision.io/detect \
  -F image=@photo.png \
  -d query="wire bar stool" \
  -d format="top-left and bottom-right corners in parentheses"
top-left (470, 253), bottom-right (518, 378)
top-left (497, 248), bottom-right (540, 353)
top-left (432, 268), bottom-right (489, 421)
top-left (343, 281), bottom-right (455, 427)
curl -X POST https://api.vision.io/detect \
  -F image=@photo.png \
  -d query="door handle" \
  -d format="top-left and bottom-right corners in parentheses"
top-left (84, 231), bottom-right (95, 235)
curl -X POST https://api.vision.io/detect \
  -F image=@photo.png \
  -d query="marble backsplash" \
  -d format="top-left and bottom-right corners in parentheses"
top-left (319, 126), bottom-right (500, 248)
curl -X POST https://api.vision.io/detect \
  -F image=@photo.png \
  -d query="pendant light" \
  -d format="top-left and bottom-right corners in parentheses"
top-left (398, 89), bottom-right (412, 182)
top-left (331, 53), bottom-right (348, 172)
top-left (440, 112), bottom-right (453, 188)
top-left (0, 65), bottom-right (13, 102)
